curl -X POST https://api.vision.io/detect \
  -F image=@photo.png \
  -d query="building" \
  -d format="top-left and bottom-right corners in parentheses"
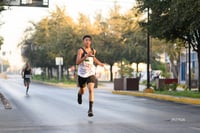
top-left (179, 48), bottom-right (198, 84)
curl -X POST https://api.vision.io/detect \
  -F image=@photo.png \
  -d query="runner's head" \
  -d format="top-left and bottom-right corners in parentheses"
top-left (83, 35), bottom-right (92, 41)
top-left (25, 62), bottom-right (30, 69)
top-left (83, 35), bottom-right (92, 48)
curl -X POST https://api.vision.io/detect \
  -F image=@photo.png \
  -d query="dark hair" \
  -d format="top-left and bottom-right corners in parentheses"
top-left (82, 35), bottom-right (92, 40)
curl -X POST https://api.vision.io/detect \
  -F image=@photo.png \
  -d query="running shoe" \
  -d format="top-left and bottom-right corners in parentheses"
top-left (88, 110), bottom-right (94, 117)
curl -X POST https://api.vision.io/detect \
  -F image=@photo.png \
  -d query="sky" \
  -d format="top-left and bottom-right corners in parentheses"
top-left (0, 0), bottom-right (136, 71)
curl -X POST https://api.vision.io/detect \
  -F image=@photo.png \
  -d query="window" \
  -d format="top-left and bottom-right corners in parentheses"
top-left (181, 62), bottom-right (186, 81)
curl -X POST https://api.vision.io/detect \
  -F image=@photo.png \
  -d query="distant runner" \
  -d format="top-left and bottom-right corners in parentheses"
top-left (76, 35), bottom-right (104, 117)
top-left (21, 62), bottom-right (32, 95)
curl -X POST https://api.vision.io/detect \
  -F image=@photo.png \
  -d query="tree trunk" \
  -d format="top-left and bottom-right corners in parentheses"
top-left (42, 67), bottom-right (46, 80)
top-left (197, 50), bottom-right (200, 92)
top-left (110, 64), bottom-right (113, 82)
top-left (66, 65), bottom-right (70, 80)
top-left (49, 67), bottom-right (52, 79)
top-left (171, 63), bottom-right (178, 78)
top-left (61, 65), bottom-right (64, 80)
top-left (57, 66), bottom-right (59, 80)
top-left (47, 67), bottom-right (50, 79)
top-left (136, 62), bottom-right (139, 73)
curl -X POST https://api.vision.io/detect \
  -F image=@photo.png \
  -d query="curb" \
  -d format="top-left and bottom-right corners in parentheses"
top-left (112, 91), bottom-right (200, 105)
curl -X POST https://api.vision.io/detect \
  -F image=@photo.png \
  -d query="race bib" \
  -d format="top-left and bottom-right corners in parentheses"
top-left (25, 74), bottom-right (31, 78)
top-left (84, 56), bottom-right (94, 65)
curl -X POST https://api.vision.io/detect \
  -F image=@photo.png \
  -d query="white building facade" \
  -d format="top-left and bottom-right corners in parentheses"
top-left (179, 48), bottom-right (199, 84)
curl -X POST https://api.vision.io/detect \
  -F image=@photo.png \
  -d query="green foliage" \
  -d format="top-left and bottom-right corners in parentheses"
top-left (20, 7), bottom-right (76, 68)
top-left (151, 60), bottom-right (165, 71)
top-left (121, 8), bottom-right (147, 64)
top-left (32, 74), bottom-right (76, 84)
top-left (32, 74), bottom-right (44, 80)
top-left (161, 71), bottom-right (171, 79)
top-left (0, 1), bottom-right (5, 49)
top-left (19, 5), bottom-right (148, 81)
top-left (178, 84), bottom-right (188, 91)
top-left (0, 1), bottom-right (5, 12)
top-left (155, 90), bottom-right (200, 98)
top-left (151, 38), bottom-right (182, 78)
top-left (119, 58), bottom-right (134, 78)
top-left (0, 36), bottom-right (3, 49)
top-left (157, 83), bottom-right (177, 92)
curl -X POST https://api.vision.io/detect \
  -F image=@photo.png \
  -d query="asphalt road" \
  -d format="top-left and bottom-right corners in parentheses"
top-left (0, 75), bottom-right (200, 133)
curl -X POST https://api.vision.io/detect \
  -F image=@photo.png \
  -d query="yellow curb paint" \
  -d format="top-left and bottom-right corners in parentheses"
top-left (112, 91), bottom-right (200, 105)
top-left (143, 88), bottom-right (154, 93)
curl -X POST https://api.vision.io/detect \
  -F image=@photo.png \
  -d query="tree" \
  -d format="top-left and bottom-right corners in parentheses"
top-left (137, 0), bottom-right (200, 91)
top-left (151, 38), bottom-right (183, 78)
top-left (0, 36), bottom-right (3, 49)
top-left (93, 20), bottom-right (124, 81)
top-left (20, 4), bottom-right (149, 82)
top-left (0, 0), bottom-right (5, 12)
top-left (20, 6), bottom-right (77, 79)
top-left (121, 9), bottom-right (147, 73)
top-left (93, 4), bottom-right (125, 81)
top-left (0, 0), bottom-right (5, 49)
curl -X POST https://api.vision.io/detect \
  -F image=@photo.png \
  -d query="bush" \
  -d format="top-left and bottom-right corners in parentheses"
top-left (169, 83), bottom-right (178, 91)
top-left (178, 84), bottom-right (188, 91)
top-left (158, 82), bottom-right (178, 91)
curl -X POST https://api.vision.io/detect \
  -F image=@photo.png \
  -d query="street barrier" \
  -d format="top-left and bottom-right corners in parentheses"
top-left (114, 78), bottom-right (139, 91)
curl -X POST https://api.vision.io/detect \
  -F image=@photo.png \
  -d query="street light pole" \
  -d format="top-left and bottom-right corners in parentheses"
top-left (147, 7), bottom-right (151, 89)
top-left (188, 43), bottom-right (191, 90)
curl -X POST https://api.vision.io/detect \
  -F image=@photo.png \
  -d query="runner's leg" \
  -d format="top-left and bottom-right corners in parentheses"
top-left (77, 76), bottom-right (86, 104)
top-left (88, 82), bottom-right (95, 117)
top-left (24, 79), bottom-right (27, 87)
top-left (88, 82), bottom-right (94, 102)
top-left (25, 79), bottom-right (30, 95)
top-left (78, 87), bottom-right (86, 104)
top-left (26, 82), bottom-right (29, 94)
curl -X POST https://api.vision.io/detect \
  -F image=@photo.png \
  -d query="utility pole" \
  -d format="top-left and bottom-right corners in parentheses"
top-left (147, 7), bottom-right (151, 89)
top-left (188, 43), bottom-right (191, 90)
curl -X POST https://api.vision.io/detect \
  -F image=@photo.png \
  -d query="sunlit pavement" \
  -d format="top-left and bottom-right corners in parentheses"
top-left (0, 75), bottom-right (200, 133)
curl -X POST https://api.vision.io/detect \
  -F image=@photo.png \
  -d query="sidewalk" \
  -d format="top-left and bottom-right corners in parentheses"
top-left (99, 82), bottom-right (146, 91)
top-left (100, 82), bottom-right (200, 105)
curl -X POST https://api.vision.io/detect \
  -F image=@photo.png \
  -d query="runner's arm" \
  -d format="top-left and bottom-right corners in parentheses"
top-left (94, 57), bottom-right (104, 67)
top-left (21, 69), bottom-right (24, 78)
top-left (30, 69), bottom-right (32, 75)
top-left (76, 49), bottom-right (86, 65)
top-left (93, 49), bottom-right (104, 67)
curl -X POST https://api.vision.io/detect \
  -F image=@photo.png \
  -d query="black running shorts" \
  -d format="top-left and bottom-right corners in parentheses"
top-left (78, 75), bottom-right (96, 88)
top-left (24, 78), bottom-right (30, 84)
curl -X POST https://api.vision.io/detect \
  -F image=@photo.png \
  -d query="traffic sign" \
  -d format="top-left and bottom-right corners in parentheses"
top-left (55, 57), bottom-right (63, 66)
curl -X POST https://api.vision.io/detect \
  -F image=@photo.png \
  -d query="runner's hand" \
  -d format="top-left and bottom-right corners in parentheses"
top-left (103, 66), bottom-right (108, 71)
top-left (87, 51), bottom-right (94, 57)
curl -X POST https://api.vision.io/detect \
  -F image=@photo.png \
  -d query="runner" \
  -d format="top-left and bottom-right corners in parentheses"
top-left (21, 62), bottom-right (32, 95)
top-left (76, 35), bottom-right (104, 117)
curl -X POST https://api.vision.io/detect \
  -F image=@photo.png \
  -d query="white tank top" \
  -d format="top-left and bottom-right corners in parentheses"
top-left (78, 48), bottom-right (96, 77)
